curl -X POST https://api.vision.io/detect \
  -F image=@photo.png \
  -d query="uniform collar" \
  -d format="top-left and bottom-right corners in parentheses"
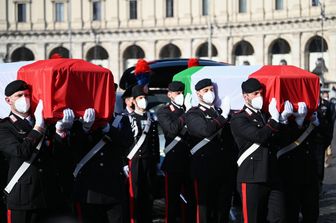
top-left (134, 109), bottom-right (146, 116)
top-left (244, 104), bottom-right (259, 114)
top-left (126, 106), bottom-right (133, 114)
top-left (199, 101), bottom-right (215, 110)
top-left (171, 101), bottom-right (184, 110)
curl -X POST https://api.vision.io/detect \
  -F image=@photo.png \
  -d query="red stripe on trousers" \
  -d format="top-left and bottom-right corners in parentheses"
top-left (194, 180), bottom-right (200, 223)
top-left (75, 202), bottom-right (83, 223)
top-left (128, 160), bottom-right (135, 223)
top-left (181, 184), bottom-right (186, 223)
top-left (7, 210), bottom-right (11, 223)
top-left (242, 183), bottom-right (249, 223)
top-left (165, 172), bottom-right (169, 223)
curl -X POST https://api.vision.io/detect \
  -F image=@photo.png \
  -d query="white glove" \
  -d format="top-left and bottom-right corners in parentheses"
top-left (34, 100), bottom-right (45, 129)
top-left (123, 165), bottom-right (129, 177)
top-left (280, 100), bottom-right (293, 124)
top-left (294, 102), bottom-right (308, 127)
top-left (56, 109), bottom-right (75, 131)
top-left (311, 111), bottom-right (320, 126)
top-left (81, 108), bottom-right (95, 132)
top-left (102, 123), bottom-right (110, 134)
top-left (184, 93), bottom-right (192, 111)
top-left (220, 96), bottom-right (231, 119)
top-left (268, 98), bottom-right (280, 122)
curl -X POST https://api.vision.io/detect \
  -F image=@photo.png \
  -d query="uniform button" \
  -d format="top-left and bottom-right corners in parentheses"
top-left (37, 158), bottom-right (41, 162)
top-left (250, 157), bottom-right (253, 160)
top-left (220, 148), bottom-right (224, 151)
top-left (100, 163), bottom-right (104, 167)
top-left (306, 150), bottom-right (310, 154)
top-left (139, 155), bottom-right (142, 157)
top-left (38, 169), bottom-right (43, 173)
top-left (201, 154), bottom-right (204, 157)
top-left (306, 142), bottom-right (309, 145)
top-left (100, 152), bottom-right (104, 156)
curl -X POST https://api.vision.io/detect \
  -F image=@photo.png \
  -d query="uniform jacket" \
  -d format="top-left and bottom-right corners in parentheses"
top-left (0, 113), bottom-right (66, 210)
top-left (128, 111), bottom-right (160, 163)
top-left (71, 121), bottom-right (124, 204)
top-left (186, 103), bottom-right (235, 180)
top-left (230, 106), bottom-right (282, 184)
top-left (278, 121), bottom-right (319, 185)
top-left (311, 98), bottom-right (334, 145)
top-left (157, 102), bottom-right (190, 174)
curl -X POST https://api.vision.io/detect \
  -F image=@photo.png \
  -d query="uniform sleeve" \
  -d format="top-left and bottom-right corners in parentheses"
top-left (186, 109), bottom-right (227, 138)
top-left (230, 113), bottom-right (279, 144)
top-left (0, 125), bottom-right (43, 160)
top-left (157, 107), bottom-right (185, 137)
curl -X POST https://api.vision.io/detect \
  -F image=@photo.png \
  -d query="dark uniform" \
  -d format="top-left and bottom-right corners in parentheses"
top-left (230, 105), bottom-right (286, 223)
top-left (0, 151), bottom-right (8, 223)
top-left (312, 99), bottom-right (333, 185)
top-left (278, 120), bottom-right (320, 223)
top-left (158, 101), bottom-right (195, 223)
top-left (127, 110), bottom-right (160, 223)
top-left (186, 103), bottom-right (235, 223)
top-left (71, 121), bottom-right (125, 223)
top-left (0, 113), bottom-right (68, 223)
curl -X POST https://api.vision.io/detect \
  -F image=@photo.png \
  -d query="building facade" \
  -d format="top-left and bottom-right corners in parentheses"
top-left (0, 0), bottom-right (336, 84)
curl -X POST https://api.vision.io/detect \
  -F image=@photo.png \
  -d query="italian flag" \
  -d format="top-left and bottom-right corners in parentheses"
top-left (173, 65), bottom-right (320, 114)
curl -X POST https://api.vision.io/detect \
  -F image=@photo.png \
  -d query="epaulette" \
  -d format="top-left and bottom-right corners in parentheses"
top-left (9, 115), bottom-right (18, 123)
top-left (200, 106), bottom-right (206, 112)
top-left (169, 104), bottom-right (175, 112)
top-left (244, 107), bottom-right (253, 116)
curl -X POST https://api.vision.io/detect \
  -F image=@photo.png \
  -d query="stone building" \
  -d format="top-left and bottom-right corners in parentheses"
top-left (0, 0), bottom-right (335, 84)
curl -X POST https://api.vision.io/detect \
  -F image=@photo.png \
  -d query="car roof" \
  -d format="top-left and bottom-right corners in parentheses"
top-left (119, 58), bottom-right (228, 90)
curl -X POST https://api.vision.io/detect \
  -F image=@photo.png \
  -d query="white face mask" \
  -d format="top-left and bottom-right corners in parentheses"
top-left (14, 96), bottom-right (30, 114)
top-left (203, 91), bottom-right (215, 105)
top-left (174, 94), bottom-right (184, 106)
top-left (136, 98), bottom-right (147, 109)
top-left (251, 96), bottom-right (263, 110)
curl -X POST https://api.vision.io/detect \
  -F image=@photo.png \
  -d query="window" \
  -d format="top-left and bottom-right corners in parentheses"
top-left (239, 0), bottom-right (247, 13)
top-left (130, 0), bottom-right (137, 20)
top-left (92, 0), bottom-right (101, 21)
top-left (17, 3), bottom-right (27, 22)
top-left (55, 3), bottom-right (64, 22)
top-left (202, 0), bottom-right (209, 16)
top-left (312, 0), bottom-right (320, 7)
top-left (275, 0), bottom-right (283, 10)
top-left (166, 0), bottom-right (174, 18)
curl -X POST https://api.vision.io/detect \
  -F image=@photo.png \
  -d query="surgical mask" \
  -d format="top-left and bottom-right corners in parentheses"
top-left (203, 91), bottom-right (215, 105)
top-left (14, 96), bottom-right (30, 113)
top-left (136, 98), bottom-right (147, 109)
top-left (251, 96), bottom-right (263, 110)
top-left (174, 94), bottom-right (184, 106)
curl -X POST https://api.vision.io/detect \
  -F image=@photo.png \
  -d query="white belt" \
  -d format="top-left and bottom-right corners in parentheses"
top-left (73, 135), bottom-right (112, 177)
top-left (127, 119), bottom-right (152, 160)
top-left (164, 126), bottom-right (187, 154)
top-left (190, 130), bottom-right (221, 155)
top-left (277, 123), bottom-right (315, 158)
top-left (4, 137), bottom-right (44, 194)
top-left (237, 143), bottom-right (261, 167)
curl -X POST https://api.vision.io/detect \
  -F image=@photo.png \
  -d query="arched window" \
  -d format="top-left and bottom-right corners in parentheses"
top-left (159, 44), bottom-right (181, 59)
top-left (49, 46), bottom-right (69, 58)
top-left (196, 42), bottom-right (218, 58)
top-left (11, 47), bottom-right (34, 62)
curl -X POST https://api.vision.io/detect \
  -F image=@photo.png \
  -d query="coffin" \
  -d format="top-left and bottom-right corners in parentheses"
top-left (173, 65), bottom-right (320, 115)
top-left (17, 59), bottom-right (115, 124)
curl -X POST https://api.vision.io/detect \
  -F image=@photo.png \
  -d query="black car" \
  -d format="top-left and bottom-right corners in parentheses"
top-left (119, 58), bottom-right (227, 92)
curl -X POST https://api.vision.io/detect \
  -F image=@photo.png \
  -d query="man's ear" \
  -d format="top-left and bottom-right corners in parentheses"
top-left (5, 97), bottom-right (11, 105)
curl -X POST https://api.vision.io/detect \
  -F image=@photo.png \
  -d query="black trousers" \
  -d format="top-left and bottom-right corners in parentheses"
top-left (6, 208), bottom-right (72, 223)
top-left (194, 176), bottom-right (233, 223)
top-left (75, 203), bottom-right (123, 223)
top-left (238, 183), bottom-right (286, 223)
top-left (283, 181), bottom-right (319, 223)
top-left (312, 143), bottom-right (328, 185)
top-left (164, 172), bottom-right (195, 223)
top-left (128, 158), bottom-right (156, 223)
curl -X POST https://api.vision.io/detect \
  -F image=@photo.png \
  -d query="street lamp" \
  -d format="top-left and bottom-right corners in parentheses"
top-left (67, 0), bottom-right (72, 58)
top-left (207, 0), bottom-right (212, 60)
top-left (319, 0), bottom-right (326, 85)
